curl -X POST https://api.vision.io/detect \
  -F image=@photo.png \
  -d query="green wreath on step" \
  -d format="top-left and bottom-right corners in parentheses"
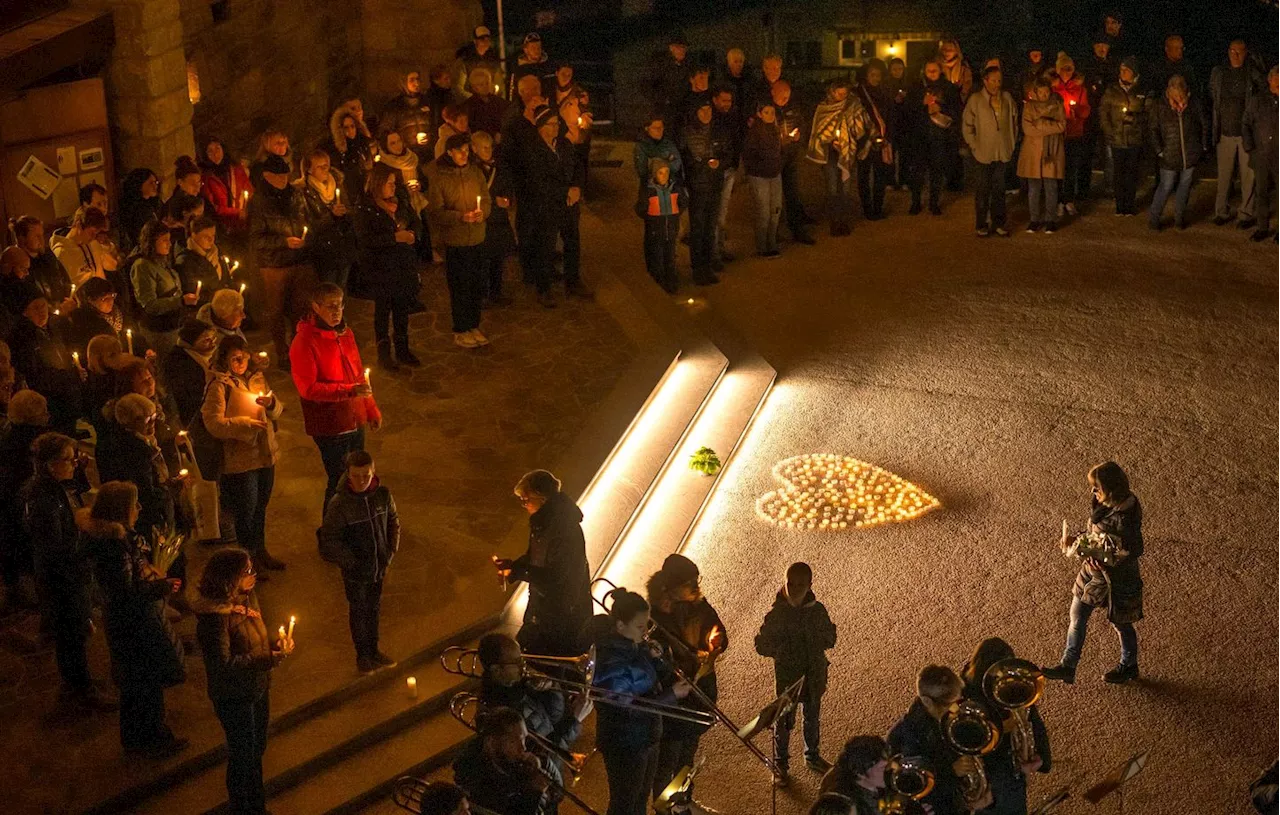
top-left (689, 447), bottom-right (722, 476)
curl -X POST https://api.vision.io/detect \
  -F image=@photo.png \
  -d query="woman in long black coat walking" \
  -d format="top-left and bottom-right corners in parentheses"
top-left (82, 480), bottom-right (187, 757)
top-left (196, 547), bottom-right (292, 814)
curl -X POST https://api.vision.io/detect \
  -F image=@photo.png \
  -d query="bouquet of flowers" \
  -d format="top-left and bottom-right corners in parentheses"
top-left (1065, 530), bottom-right (1122, 566)
top-left (150, 528), bottom-right (187, 577)
top-left (689, 447), bottom-right (722, 477)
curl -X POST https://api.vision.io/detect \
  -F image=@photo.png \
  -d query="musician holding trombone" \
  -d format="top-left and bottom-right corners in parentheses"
top-left (818, 735), bottom-right (896, 814)
top-left (959, 638), bottom-right (1051, 815)
top-left (645, 554), bottom-right (727, 799)
top-left (477, 632), bottom-right (592, 754)
top-left (452, 706), bottom-right (563, 815)
top-left (591, 588), bottom-right (693, 815)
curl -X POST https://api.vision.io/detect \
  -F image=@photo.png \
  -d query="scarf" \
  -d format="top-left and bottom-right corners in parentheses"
top-left (102, 305), bottom-right (124, 334)
top-left (307, 172), bottom-right (338, 205)
top-left (858, 85), bottom-right (892, 163)
top-left (381, 149), bottom-right (425, 211)
top-left (178, 339), bottom-right (213, 369)
top-left (187, 235), bottom-right (222, 277)
top-left (805, 95), bottom-right (867, 181)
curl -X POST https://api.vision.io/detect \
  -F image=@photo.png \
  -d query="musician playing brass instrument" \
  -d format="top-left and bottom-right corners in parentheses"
top-left (477, 633), bottom-right (592, 754)
top-left (819, 735), bottom-right (930, 815)
top-left (452, 706), bottom-right (563, 815)
top-left (646, 554), bottom-right (727, 799)
top-left (889, 665), bottom-right (993, 815)
top-left (959, 639), bottom-right (1051, 815)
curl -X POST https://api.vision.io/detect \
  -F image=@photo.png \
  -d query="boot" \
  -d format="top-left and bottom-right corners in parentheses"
top-left (1041, 662), bottom-right (1076, 684)
top-left (394, 337), bottom-right (421, 367)
top-left (376, 339), bottom-right (399, 372)
top-left (1103, 663), bottom-right (1139, 684)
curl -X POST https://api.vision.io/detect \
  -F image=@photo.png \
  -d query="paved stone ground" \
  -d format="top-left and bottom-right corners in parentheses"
top-left (0, 245), bottom-right (651, 814)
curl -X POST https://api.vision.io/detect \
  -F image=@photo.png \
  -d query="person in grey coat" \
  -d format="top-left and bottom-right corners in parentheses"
top-left (1209, 40), bottom-right (1265, 228)
top-left (962, 66), bottom-right (1017, 236)
top-left (319, 449), bottom-right (400, 673)
top-left (1243, 67), bottom-right (1279, 242)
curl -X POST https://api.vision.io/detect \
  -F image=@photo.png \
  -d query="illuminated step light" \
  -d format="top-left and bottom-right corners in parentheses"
top-left (757, 453), bottom-right (939, 530)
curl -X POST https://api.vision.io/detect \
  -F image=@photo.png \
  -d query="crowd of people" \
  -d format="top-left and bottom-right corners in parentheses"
top-left (0, 11), bottom-right (1274, 815)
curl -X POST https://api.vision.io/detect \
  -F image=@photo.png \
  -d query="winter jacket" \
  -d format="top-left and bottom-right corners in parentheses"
top-left (1072, 494), bottom-right (1144, 624)
top-left (1017, 97), bottom-right (1067, 179)
top-left (1210, 63), bottom-right (1264, 142)
top-left (353, 201), bottom-right (420, 307)
top-left (130, 256), bottom-right (184, 333)
top-left (960, 675), bottom-right (1051, 815)
top-left (454, 43), bottom-right (505, 98)
top-left (1100, 82), bottom-right (1151, 148)
top-left (289, 316), bottom-right (381, 438)
top-left (50, 233), bottom-right (110, 291)
top-left (1243, 92), bottom-right (1279, 172)
top-left (174, 244), bottom-right (231, 309)
top-left (754, 589), bottom-right (837, 703)
top-left (480, 678), bottom-right (582, 751)
top-left (451, 735), bottom-right (556, 815)
top-left (58, 304), bottom-right (131, 358)
top-left (381, 93), bottom-right (435, 156)
top-left (775, 99), bottom-right (808, 162)
top-left (319, 475), bottom-right (399, 582)
top-left (963, 89), bottom-right (1019, 164)
top-left (516, 134), bottom-right (582, 217)
top-left (298, 173), bottom-right (357, 270)
top-left (95, 424), bottom-right (174, 538)
top-left (425, 156), bottom-right (492, 248)
top-left (633, 135), bottom-right (684, 184)
top-left (888, 699), bottom-right (966, 815)
top-left (650, 595), bottom-right (724, 740)
top-left (742, 118), bottom-right (783, 178)
top-left (902, 79), bottom-right (962, 153)
top-left (323, 134), bottom-right (375, 205)
top-left (196, 589), bottom-right (280, 701)
top-left (511, 491), bottom-right (592, 655)
top-left (161, 344), bottom-right (212, 429)
top-left (249, 184), bottom-right (309, 268)
top-left (636, 179), bottom-right (686, 221)
top-left (651, 51), bottom-right (691, 116)
top-left (82, 515), bottom-right (185, 690)
top-left (1148, 97), bottom-right (1208, 171)
top-left (476, 159), bottom-right (516, 256)
top-left (8, 317), bottom-right (82, 430)
top-left (591, 626), bottom-right (674, 752)
top-left (1082, 56), bottom-right (1117, 113)
top-left (1052, 76), bottom-right (1092, 140)
top-left (20, 473), bottom-right (90, 637)
top-left (200, 369), bottom-right (281, 475)
top-left (200, 161), bottom-right (252, 238)
top-left (679, 118), bottom-right (729, 191)
top-left (461, 91), bottom-right (508, 137)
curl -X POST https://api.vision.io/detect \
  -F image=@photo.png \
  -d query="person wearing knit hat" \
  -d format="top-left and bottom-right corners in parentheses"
top-left (1052, 52), bottom-right (1093, 216)
top-left (250, 145), bottom-right (314, 366)
top-left (636, 155), bottom-right (685, 292)
top-left (162, 318), bottom-right (219, 429)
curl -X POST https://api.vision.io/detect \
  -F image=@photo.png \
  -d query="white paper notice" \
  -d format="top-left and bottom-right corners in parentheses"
top-left (52, 177), bottom-right (79, 218)
top-left (17, 155), bottom-right (61, 199)
top-left (56, 146), bottom-right (77, 175)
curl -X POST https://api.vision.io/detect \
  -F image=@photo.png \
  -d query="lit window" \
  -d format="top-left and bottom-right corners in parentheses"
top-left (186, 60), bottom-right (201, 105)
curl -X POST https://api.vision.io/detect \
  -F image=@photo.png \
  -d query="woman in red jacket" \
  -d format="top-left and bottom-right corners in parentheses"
top-left (288, 282), bottom-right (382, 516)
top-left (200, 136), bottom-right (253, 247)
top-left (1052, 53), bottom-right (1093, 216)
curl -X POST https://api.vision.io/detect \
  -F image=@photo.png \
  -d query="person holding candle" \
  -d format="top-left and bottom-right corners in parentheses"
top-left (469, 131), bottom-right (516, 307)
top-left (426, 133), bottom-right (492, 349)
top-left (1100, 57), bottom-right (1149, 216)
top-left (806, 78), bottom-right (868, 237)
top-left (199, 136), bottom-right (253, 246)
top-left (176, 215), bottom-right (232, 308)
top-left (202, 335), bottom-right (284, 572)
top-left (81, 480), bottom-right (188, 758)
top-left (161, 319), bottom-right (219, 429)
top-left (128, 220), bottom-right (194, 361)
top-left (382, 70), bottom-right (436, 161)
top-left (356, 163), bottom-right (425, 367)
top-left (196, 547), bottom-right (292, 814)
top-left (50, 205), bottom-right (110, 292)
top-left (318, 449), bottom-right (399, 673)
top-left (1051, 53), bottom-right (1093, 216)
top-left (299, 148), bottom-right (357, 291)
top-left (743, 102), bottom-right (786, 258)
top-left (96, 393), bottom-right (184, 545)
top-left (8, 292), bottom-right (84, 436)
top-left (289, 283), bottom-right (381, 516)
top-left (461, 67), bottom-right (507, 138)
top-left (251, 152), bottom-right (315, 364)
top-left (59, 277), bottom-right (137, 358)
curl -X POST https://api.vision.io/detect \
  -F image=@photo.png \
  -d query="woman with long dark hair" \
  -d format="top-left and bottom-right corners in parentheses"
top-left (118, 168), bottom-right (162, 253)
top-left (355, 162), bottom-right (421, 370)
top-left (202, 335), bottom-right (283, 571)
top-left (196, 547), bottom-right (292, 814)
top-left (82, 480), bottom-right (187, 757)
top-left (199, 136), bottom-right (252, 244)
top-left (128, 220), bottom-right (196, 359)
top-left (1043, 461), bottom-right (1144, 684)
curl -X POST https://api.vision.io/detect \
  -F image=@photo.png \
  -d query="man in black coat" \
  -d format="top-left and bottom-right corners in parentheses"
top-left (513, 106), bottom-right (585, 309)
top-left (903, 61), bottom-right (963, 216)
top-left (1243, 67), bottom-right (1279, 242)
top-left (679, 101), bottom-right (728, 285)
top-left (771, 80), bottom-right (816, 244)
top-left (496, 469), bottom-right (591, 657)
top-left (652, 34), bottom-right (692, 130)
top-left (161, 319), bottom-right (218, 429)
top-left (452, 706), bottom-right (559, 815)
top-left (319, 449), bottom-right (399, 673)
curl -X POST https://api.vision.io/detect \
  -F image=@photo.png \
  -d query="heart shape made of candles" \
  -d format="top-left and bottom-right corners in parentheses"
top-left (756, 453), bottom-right (939, 530)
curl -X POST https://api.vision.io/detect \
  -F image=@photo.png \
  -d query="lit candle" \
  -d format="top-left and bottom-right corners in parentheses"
top-left (416, 131), bottom-right (427, 145)
top-left (407, 676), bottom-right (418, 698)
top-left (178, 468), bottom-right (189, 478)
top-left (72, 351), bottom-right (80, 368)
top-left (835, 127), bottom-right (841, 139)
top-left (223, 255), bottom-right (230, 266)
top-left (70, 283), bottom-right (76, 296)
top-left (364, 367), bottom-right (372, 387)
top-left (195, 280), bottom-right (203, 298)
top-left (278, 625), bottom-right (286, 641)
top-left (240, 282), bottom-right (247, 295)
top-left (126, 328), bottom-right (134, 355)
top-left (230, 260), bottom-right (241, 273)
top-left (53, 309), bottom-right (60, 316)
top-left (287, 615), bottom-right (296, 640)
top-left (476, 194), bottom-right (482, 212)
top-left (243, 190), bottom-right (250, 205)
top-left (335, 187), bottom-right (341, 204)
top-left (686, 298), bottom-right (695, 304)
top-left (494, 84), bottom-right (501, 94)
top-left (258, 351), bottom-right (269, 362)
top-left (301, 225), bottom-right (309, 240)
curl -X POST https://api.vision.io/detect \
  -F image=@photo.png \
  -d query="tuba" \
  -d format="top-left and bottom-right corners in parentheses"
top-left (942, 699), bottom-right (1001, 807)
top-left (983, 658), bottom-right (1045, 769)
top-left (880, 755), bottom-right (936, 814)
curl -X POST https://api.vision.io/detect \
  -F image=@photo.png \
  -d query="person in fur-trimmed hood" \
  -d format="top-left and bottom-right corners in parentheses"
top-left (755, 562), bottom-right (838, 781)
top-left (325, 100), bottom-right (376, 204)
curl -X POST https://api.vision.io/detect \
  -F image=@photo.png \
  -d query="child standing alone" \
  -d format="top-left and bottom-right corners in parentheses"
top-left (754, 561), bottom-right (838, 786)
top-left (636, 158), bottom-right (686, 294)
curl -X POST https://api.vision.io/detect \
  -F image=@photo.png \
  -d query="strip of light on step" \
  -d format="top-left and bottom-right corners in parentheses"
top-left (505, 360), bottom-right (694, 622)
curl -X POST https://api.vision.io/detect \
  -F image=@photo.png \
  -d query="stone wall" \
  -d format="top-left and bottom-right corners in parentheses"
top-left (361, 0), bottom-right (482, 109)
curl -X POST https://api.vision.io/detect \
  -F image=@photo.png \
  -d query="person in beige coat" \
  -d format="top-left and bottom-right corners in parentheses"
top-left (1019, 76), bottom-right (1067, 232)
top-left (201, 335), bottom-right (283, 572)
top-left (962, 66), bottom-right (1018, 235)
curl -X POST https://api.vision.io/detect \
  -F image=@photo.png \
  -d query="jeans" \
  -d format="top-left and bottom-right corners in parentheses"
top-left (119, 683), bottom-right (170, 749)
top-left (213, 689), bottom-right (270, 815)
top-left (1112, 146), bottom-right (1142, 214)
top-left (603, 744), bottom-right (659, 815)
top-left (715, 168), bottom-right (738, 257)
top-left (1149, 167), bottom-right (1196, 226)
top-left (687, 181), bottom-right (723, 276)
top-left (857, 154), bottom-right (891, 218)
top-left (973, 160), bottom-right (1008, 228)
top-left (1026, 178), bottom-right (1060, 223)
top-left (1215, 135), bottom-right (1255, 219)
top-left (260, 264), bottom-right (319, 358)
top-left (780, 157), bottom-right (808, 236)
top-left (444, 245), bottom-right (485, 333)
top-left (643, 217), bottom-right (679, 291)
top-left (774, 695), bottom-right (822, 769)
top-left (314, 428), bottom-right (365, 515)
top-left (343, 578), bottom-right (384, 660)
top-left (747, 175), bottom-right (782, 253)
top-left (1063, 596), bottom-right (1138, 668)
top-left (1062, 138), bottom-right (1091, 203)
top-left (219, 467), bottom-right (275, 559)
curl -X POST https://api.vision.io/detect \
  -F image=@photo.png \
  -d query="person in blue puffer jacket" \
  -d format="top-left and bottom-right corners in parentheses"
top-left (591, 588), bottom-right (691, 815)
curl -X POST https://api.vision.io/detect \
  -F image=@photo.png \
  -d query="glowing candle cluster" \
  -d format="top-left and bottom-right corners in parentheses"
top-left (756, 453), bottom-right (939, 530)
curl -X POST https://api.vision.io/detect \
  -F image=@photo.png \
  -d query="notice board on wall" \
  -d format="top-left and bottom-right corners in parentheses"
top-left (0, 77), bottom-right (113, 231)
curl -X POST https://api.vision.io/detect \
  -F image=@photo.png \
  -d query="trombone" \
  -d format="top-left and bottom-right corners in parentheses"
top-left (392, 776), bottom-right (501, 815)
top-left (442, 644), bottom-right (716, 728)
top-left (591, 576), bottom-right (786, 780)
top-left (447, 691), bottom-right (603, 815)
top-left (450, 691), bottom-right (594, 784)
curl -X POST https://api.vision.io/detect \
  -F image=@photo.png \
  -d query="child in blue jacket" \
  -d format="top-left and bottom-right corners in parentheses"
top-left (635, 158), bottom-right (686, 294)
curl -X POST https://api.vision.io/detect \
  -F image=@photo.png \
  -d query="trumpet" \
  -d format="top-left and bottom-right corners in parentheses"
top-left (450, 692), bottom-right (594, 784)
top-left (880, 755), bottom-right (935, 814)
top-left (941, 699), bottom-right (1000, 807)
top-left (447, 692), bottom-right (603, 815)
top-left (591, 577), bottom-right (785, 780)
top-left (440, 645), bottom-right (715, 727)
top-left (983, 658), bottom-right (1045, 768)
top-left (392, 776), bottom-right (502, 814)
